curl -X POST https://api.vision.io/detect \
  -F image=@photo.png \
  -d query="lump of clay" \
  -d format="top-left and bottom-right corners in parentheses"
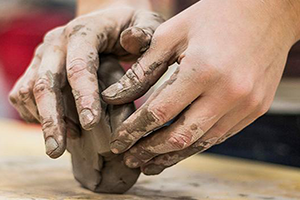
top-left (63, 56), bottom-right (140, 194)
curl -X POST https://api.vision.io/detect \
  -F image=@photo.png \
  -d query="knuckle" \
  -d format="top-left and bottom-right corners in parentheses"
top-left (153, 17), bottom-right (179, 40)
top-left (198, 63), bottom-right (220, 83)
top-left (150, 12), bottom-right (165, 24)
top-left (33, 77), bottom-right (52, 95)
top-left (67, 58), bottom-right (89, 79)
top-left (43, 27), bottom-right (64, 43)
top-left (132, 146), bottom-right (155, 161)
top-left (246, 94), bottom-right (262, 110)
top-left (66, 20), bottom-right (90, 38)
top-left (152, 25), bottom-right (167, 41)
top-left (41, 118), bottom-right (55, 134)
top-left (216, 131), bottom-right (237, 144)
top-left (148, 106), bottom-right (170, 125)
top-left (227, 79), bottom-right (253, 100)
top-left (193, 137), bottom-right (218, 150)
top-left (66, 18), bottom-right (84, 30)
top-left (64, 24), bottom-right (74, 36)
top-left (18, 86), bottom-right (31, 101)
top-left (34, 44), bottom-right (44, 58)
top-left (186, 59), bottom-right (222, 86)
top-left (216, 135), bottom-right (229, 145)
top-left (125, 67), bottom-right (141, 83)
top-left (8, 92), bottom-right (18, 105)
top-left (168, 131), bottom-right (193, 150)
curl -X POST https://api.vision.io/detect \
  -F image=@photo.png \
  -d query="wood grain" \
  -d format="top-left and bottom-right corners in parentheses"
top-left (0, 119), bottom-right (299, 200)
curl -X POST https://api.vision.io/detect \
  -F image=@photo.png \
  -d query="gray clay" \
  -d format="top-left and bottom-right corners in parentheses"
top-left (63, 56), bottom-right (140, 194)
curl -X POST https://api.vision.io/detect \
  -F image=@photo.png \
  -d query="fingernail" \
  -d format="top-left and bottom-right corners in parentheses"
top-left (102, 83), bottom-right (123, 98)
top-left (45, 137), bottom-right (59, 156)
top-left (125, 155), bottom-right (141, 168)
top-left (143, 164), bottom-right (164, 175)
top-left (110, 140), bottom-right (128, 154)
top-left (80, 109), bottom-right (94, 129)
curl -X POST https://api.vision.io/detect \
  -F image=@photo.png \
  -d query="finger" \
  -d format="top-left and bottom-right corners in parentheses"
top-left (216, 109), bottom-right (264, 144)
top-left (141, 136), bottom-right (219, 175)
top-left (9, 78), bottom-right (38, 123)
top-left (9, 45), bottom-right (44, 122)
top-left (198, 105), bottom-right (254, 146)
top-left (120, 10), bottom-right (164, 55)
top-left (102, 29), bottom-right (176, 105)
top-left (17, 49), bottom-right (43, 121)
top-left (215, 95), bottom-right (268, 144)
top-left (9, 91), bottom-right (37, 123)
top-left (66, 25), bottom-right (101, 130)
top-left (124, 95), bottom-right (229, 168)
top-left (98, 56), bottom-right (135, 133)
top-left (110, 57), bottom-right (215, 154)
top-left (34, 40), bottom-right (67, 158)
top-left (18, 86), bottom-right (40, 121)
top-left (140, 105), bottom-right (256, 175)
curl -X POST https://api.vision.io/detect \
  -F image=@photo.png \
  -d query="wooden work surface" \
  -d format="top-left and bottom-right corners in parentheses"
top-left (0, 119), bottom-right (300, 200)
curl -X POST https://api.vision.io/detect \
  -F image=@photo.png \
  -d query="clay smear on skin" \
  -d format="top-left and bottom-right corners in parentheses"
top-left (111, 67), bottom-right (181, 150)
top-left (142, 137), bottom-right (219, 175)
top-left (69, 50), bottom-right (100, 129)
top-left (68, 57), bottom-right (140, 193)
top-left (68, 24), bottom-right (85, 38)
top-left (40, 70), bottom-right (66, 157)
top-left (127, 111), bottom-right (205, 165)
top-left (216, 131), bottom-right (237, 144)
top-left (112, 105), bottom-right (158, 149)
top-left (103, 39), bottom-right (173, 103)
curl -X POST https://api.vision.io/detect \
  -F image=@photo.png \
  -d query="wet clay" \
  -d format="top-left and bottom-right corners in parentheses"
top-left (64, 56), bottom-right (140, 193)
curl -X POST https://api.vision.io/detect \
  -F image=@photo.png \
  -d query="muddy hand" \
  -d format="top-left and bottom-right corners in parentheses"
top-left (102, 1), bottom-right (300, 174)
top-left (9, 7), bottom-right (164, 159)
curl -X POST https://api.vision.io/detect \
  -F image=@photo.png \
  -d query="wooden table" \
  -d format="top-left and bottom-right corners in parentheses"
top-left (0, 119), bottom-right (299, 200)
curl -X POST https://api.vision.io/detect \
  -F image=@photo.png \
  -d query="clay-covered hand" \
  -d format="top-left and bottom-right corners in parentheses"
top-left (9, 7), bottom-right (163, 158)
top-left (102, 0), bottom-right (300, 175)
top-left (66, 57), bottom-right (140, 194)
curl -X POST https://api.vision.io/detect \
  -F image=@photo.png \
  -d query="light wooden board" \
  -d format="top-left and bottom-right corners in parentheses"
top-left (0, 119), bottom-right (300, 200)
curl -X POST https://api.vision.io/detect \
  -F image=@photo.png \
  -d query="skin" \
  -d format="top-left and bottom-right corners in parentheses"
top-left (101, 0), bottom-right (300, 175)
top-left (9, 5), bottom-right (163, 158)
top-left (66, 56), bottom-right (140, 194)
top-left (9, 0), bottom-right (300, 178)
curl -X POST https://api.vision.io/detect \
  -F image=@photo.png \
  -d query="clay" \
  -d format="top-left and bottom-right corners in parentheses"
top-left (63, 56), bottom-right (140, 193)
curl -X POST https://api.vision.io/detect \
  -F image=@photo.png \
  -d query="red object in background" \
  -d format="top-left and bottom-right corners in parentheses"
top-left (0, 9), bottom-right (73, 89)
top-left (0, 8), bottom-right (73, 119)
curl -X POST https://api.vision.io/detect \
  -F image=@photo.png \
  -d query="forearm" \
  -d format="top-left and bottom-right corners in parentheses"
top-left (77, 0), bottom-right (152, 16)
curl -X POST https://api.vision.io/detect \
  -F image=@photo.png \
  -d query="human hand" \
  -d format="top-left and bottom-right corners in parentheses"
top-left (66, 56), bottom-right (140, 194)
top-left (8, 7), bottom-right (163, 158)
top-left (102, 0), bottom-right (300, 175)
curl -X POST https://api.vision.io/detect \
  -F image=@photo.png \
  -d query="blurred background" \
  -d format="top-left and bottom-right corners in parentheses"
top-left (0, 0), bottom-right (299, 169)
top-left (0, 0), bottom-right (75, 119)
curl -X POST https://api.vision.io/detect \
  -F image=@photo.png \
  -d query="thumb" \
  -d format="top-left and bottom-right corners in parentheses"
top-left (120, 10), bottom-right (164, 55)
top-left (102, 29), bottom-right (175, 105)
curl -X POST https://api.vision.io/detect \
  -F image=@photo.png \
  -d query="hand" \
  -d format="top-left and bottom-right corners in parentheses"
top-left (9, 7), bottom-right (163, 158)
top-left (102, 0), bottom-right (300, 175)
